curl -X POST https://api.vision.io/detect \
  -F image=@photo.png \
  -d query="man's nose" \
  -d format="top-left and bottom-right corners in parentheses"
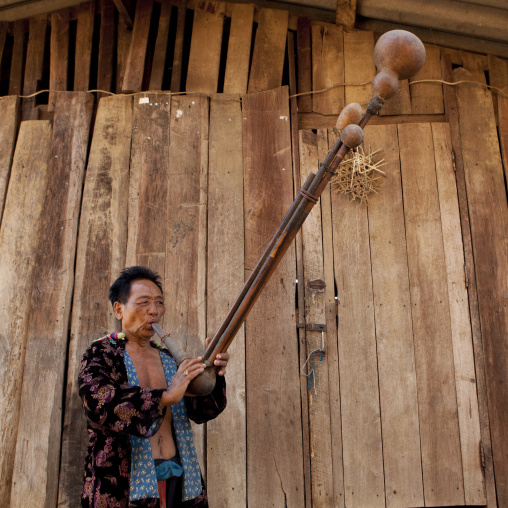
top-left (148, 302), bottom-right (158, 314)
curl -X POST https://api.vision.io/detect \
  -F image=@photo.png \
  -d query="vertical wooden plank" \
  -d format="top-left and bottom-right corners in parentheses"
top-left (460, 51), bottom-right (487, 84)
top-left (410, 45), bottom-right (444, 114)
top-left (148, 0), bottom-right (172, 90)
top-left (171, 0), bottom-right (187, 93)
top-left (243, 87), bottom-right (305, 507)
top-left (331, 183), bottom-right (384, 508)
top-left (74, 2), bottom-right (95, 92)
top-left (49, 11), bottom-right (69, 111)
top-left (365, 124), bottom-right (424, 508)
top-left (0, 22), bottom-right (7, 63)
top-left (336, 0), bottom-right (356, 30)
top-left (112, 0), bottom-right (133, 29)
top-left (289, 33), bottom-right (312, 507)
top-left (165, 94), bottom-right (209, 467)
top-left (98, 0), bottom-right (116, 96)
top-left (0, 120), bottom-right (52, 505)
top-left (122, 0), bottom-right (154, 92)
top-left (499, 86), bottom-right (508, 185)
top-left (311, 22), bottom-right (344, 115)
top-left (126, 92), bottom-right (171, 275)
top-left (320, 130), bottom-right (344, 507)
top-left (398, 122), bottom-right (464, 506)
top-left (296, 17), bottom-right (312, 113)
top-left (488, 54), bottom-right (508, 125)
top-left (298, 129), bottom-right (336, 508)
top-left (454, 66), bottom-right (508, 507)
top-left (116, 16), bottom-right (132, 93)
top-left (432, 121), bottom-right (486, 505)
top-left (442, 55), bottom-right (497, 508)
top-left (247, 8), bottom-right (288, 94)
top-left (206, 94), bottom-right (246, 507)
top-left (343, 30), bottom-right (375, 110)
top-left (21, 15), bottom-right (47, 120)
top-left (186, 2), bottom-right (224, 94)
top-left (223, 3), bottom-right (254, 94)
top-left (58, 95), bottom-right (132, 508)
top-left (11, 92), bottom-right (93, 508)
top-left (8, 20), bottom-right (25, 96)
top-left (0, 96), bottom-right (20, 221)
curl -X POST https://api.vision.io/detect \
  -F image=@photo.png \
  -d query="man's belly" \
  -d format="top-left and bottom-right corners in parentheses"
top-left (150, 412), bottom-right (177, 460)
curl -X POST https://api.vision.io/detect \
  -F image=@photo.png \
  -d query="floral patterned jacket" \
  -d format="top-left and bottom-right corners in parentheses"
top-left (79, 335), bottom-right (226, 507)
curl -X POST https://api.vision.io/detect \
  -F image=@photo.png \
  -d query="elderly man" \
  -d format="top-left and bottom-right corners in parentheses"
top-left (79, 266), bottom-right (228, 507)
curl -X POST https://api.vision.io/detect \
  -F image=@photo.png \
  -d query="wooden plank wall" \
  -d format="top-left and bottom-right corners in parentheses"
top-left (0, 1), bottom-right (507, 507)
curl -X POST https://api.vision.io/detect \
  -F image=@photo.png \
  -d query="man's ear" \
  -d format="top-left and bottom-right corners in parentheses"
top-left (113, 301), bottom-right (123, 321)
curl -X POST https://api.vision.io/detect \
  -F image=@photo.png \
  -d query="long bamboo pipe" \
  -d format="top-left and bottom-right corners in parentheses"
top-left (154, 30), bottom-right (426, 396)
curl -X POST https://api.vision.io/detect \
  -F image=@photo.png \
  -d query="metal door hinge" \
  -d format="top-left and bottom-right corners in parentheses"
top-left (297, 323), bottom-right (327, 332)
top-left (307, 279), bottom-right (326, 293)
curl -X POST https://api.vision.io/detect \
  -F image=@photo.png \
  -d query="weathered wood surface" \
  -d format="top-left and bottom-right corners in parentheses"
top-left (365, 124), bottom-right (424, 508)
top-left (398, 122), bottom-right (464, 506)
top-left (331, 168), bottom-right (384, 508)
top-left (461, 51), bottom-right (487, 84)
top-left (336, 0), bottom-right (357, 31)
top-left (432, 121), bottom-right (486, 505)
top-left (247, 8), bottom-right (289, 93)
top-left (0, 96), bottom-right (20, 220)
top-left (298, 129), bottom-right (335, 507)
top-left (243, 87), bottom-right (305, 507)
top-left (410, 45), bottom-right (444, 114)
top-left (319, 130), bottom-right (344, 506)
top-left (206, 94), bottom-right (246, 507)
top-left (0, 22), bottom-right (6, 64)
top-left (344, 29), bottom-right (375, 110)
top-left (311, 22), bottom-right (344, 115)
top-left (21, 15), bottom-right (47, 120)
top-left (186, 2), bottom-right (224, 94)
top-left (163, 95), bottom-right (209, 357)
top-left (122, 0), bottom-right (154, 92)
top-left (116, 16), bottom-right (132, 93)
top-left (296, 17), bottom-right (312, 113)
top-left (442, 54), bottom-right (497, 507)
top-left (0, 120), bottom-right (52, 505)
top-left (166, 94), bottom-right (209, 466)
top-left (126, 92), bottom-right (171, 278)
top-left (112, 0), bottom-right (133, 28)
top-left (97, 0), bottom-right (116, 96)
top-left (74, 3), bottom-right (94, 92)
top-left (11, 92), bottom-right (93, 508)
top-left (455, 67), bottom-right (508, 507)
top-left (170, 0), bottom-right (187, 92)
top-left (58, 95), bottom-right (132, 508)
top-left (288, 37), bottom-right (312, 507)
top-left (8, 20), bottom-right (25, 96)
top-left (148, 0), bottom-right (172, 90)
top-left (500, 86), bottom-right (508, 184)
top-left (487, 54), bottom-right (508, 124)
top-left (223, 3), bottom-right (254, 94)
top-left (49, 11), bottom-right (69, 111)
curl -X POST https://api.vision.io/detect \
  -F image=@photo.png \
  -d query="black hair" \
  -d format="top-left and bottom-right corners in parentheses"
top-left (109, 266), bottom-right (163, 307)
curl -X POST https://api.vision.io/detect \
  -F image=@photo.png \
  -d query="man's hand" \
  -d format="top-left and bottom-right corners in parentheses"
top-left (160, 357), bottom-right (206, 406)
top-left (205, 337), bottom-right (229, 376)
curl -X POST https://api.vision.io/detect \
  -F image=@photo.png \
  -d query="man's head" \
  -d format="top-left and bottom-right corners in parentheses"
top-left (109, 266), bottom-right (165, 342)
top-left (109, 266), bottom-right (163, 307)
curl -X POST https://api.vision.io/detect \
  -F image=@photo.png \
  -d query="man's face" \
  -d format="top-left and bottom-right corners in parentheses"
top-left (113, 279), bottom-right (165, 342)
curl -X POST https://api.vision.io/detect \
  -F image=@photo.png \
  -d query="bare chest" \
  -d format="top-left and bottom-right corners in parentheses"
top-left (126, 346), bottom-right (168, 390)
